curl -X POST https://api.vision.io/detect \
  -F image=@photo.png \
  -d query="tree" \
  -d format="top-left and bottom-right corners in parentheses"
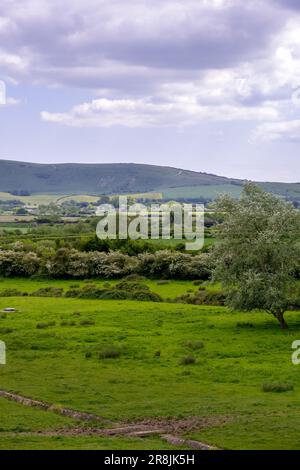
top-left (211, 184), bottom-right (300, 329)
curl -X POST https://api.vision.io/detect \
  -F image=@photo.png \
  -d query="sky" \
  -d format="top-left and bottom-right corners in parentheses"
top-left (1, 0), bottom-right (300, 182)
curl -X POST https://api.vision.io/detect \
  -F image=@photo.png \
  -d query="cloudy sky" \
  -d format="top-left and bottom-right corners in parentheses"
top-left (1, 0), bottom-right (300, 181)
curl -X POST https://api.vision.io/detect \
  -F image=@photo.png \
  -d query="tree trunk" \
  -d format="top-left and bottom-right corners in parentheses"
top-left (273, 310), bottom-right (288, 330)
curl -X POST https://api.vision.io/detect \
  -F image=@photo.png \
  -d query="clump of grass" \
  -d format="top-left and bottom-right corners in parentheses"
top-left (85, 351), bottom-right (92, 359)
top-left (80, 319), bottom-right (95, 326)
top-left (36, 321), bottom-right (56, 329)
top-left (31, 287), bottom-right (63, 298)
top-left (72, 311), bottom-right (81, 317)
top-left (156, 280), bottom-right (170, 285)
top-left (180, 355), bottom-right (197, 365)
top-left (184, 340), bottom-right (204, 350)
top-left (0, 288), bottom-right (27, 297)
top-left (154, 350), bottom-right (161, 357)
top-left (98, 347), bottom-right (121, 359)
top-left (60, 320), bottom-right (76, 327)
top-left (0, 327), bottom-right (13, 334)
top-left (262, 382), bottom-right (294, 393)
top-left (236, 322), bottom-right (254, 328)
top-left (193, 280), bottom-right (202, 286)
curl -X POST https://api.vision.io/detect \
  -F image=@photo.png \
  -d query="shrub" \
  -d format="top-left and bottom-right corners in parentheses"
top-left (179, 355), bottom-right (197, 365)
top-left (184, 340), bottom-right (204, 350)
top-left (262, 382), bottom-right (294, 393)
top-left (236, 322), bottom-right (254, 328)
top-left (115, 281), bottom-right (150, 292)
top-left (79, 319), bottom-right (95, 326)
top-left (0, 251), bottom-right (40, 277)
top-left (60, 320), bottom-right (76, 327)
top-left (98, 347), bottom-right (121, 359)
top-left (0, 289), bottom-right (27, 297)
top-left (31, 287), bottom-right (63, 298)
top-left (175, 290), bottom-right (225, 306)
top-left (36, 321), bottom-right (56, 329)
top-left (0, 327), bottom-right (13, 334)
top-left (0, 248), bottom-right (213, 281)
top-left (130, 290), bottom-right (162, 302)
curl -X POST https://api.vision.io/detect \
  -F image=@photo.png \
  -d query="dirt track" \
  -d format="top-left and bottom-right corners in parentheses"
top-left (0, 389), bottom-right (219, 450)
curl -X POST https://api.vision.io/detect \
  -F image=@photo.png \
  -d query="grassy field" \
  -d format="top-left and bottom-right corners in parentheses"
top-left (0, 277), bottom-right (199, 300)
top-left (162, 184), bottom-right (243, 199)
top-left (0, 285), bottom-right (300, 449)
top-left (0, 191), bottom-right (163, 206)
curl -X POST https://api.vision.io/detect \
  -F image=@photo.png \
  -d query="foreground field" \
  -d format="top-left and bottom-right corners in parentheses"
top-left (0, 292), bottom-right (300, 450)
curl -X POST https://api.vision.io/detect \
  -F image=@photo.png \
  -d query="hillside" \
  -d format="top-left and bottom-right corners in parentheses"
top-left (0, 159), bottom-right (299, 200)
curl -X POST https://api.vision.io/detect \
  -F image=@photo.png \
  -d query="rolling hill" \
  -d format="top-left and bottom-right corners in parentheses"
top-left (0, 159), bottom-right (299, 201)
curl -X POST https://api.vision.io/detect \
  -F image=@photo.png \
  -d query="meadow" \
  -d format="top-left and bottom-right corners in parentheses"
top-left (0, 282), bottom-right (300, 450)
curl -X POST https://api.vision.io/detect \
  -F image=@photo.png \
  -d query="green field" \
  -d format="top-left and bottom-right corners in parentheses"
top-left (0, 277), bottom-right (199, 300)
top-left (0, 282), bottom-right (300, 450)
top-left (162, 184), bottom-right (243, 199)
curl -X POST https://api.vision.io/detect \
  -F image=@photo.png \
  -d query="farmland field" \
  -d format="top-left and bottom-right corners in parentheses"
top-left (0, 285), bottom-right (300, 450)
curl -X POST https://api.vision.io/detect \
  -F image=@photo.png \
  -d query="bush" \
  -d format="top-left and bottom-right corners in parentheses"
top-left (115, 281), bottom-right (150, 292)
top-left (0, 251), bottom-right (40, 277)
top-left (179, 355), bottom-right (197, 365)
top-left (36, 321), bottom-right (56, 329)
top-left (176, 290), bottom-right (225, 306)
top-left (31, 287), bottom-right (63, 298)
top-left (0, 327), bottom-right (13, 334)
top-left (65, 282), bottom-right (162, 302)
top-left (236, 322), bottom-right (254, 328)
top-left (262, 382), bottom-right (294, 393)
top-left (98, 347), bottom-right (121, 359)
top-left (60, 320), bottom-right (76, 327)
top-left (79, 319), bottom-right (95, 326)
top-left (184, 340), bottom-right (204, 350)
top-left (0, 289), bottom-right (27, 297)
top-left (0, 248), bottom-right (213, 281)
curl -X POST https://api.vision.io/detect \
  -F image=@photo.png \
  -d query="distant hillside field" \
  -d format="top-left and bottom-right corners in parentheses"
top-left (0, 159), bottom-right (299, 201)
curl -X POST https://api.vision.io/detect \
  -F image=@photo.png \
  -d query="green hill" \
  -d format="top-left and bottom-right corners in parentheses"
top-left (0, 159), bottom-right (299, 201)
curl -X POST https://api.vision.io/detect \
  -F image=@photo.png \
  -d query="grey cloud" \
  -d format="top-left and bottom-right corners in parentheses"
top-left (274, 0), bottom-right (300, 10)
top-left (0, 0), bottom-right (288, 92)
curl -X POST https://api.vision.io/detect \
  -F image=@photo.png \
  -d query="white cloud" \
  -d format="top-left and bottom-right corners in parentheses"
top-left (252, 120), bottom-right (300, 142)
top-left (41, 96), bottom-right (278, 128)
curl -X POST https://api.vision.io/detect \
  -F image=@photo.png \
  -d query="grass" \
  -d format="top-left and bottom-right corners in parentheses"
top-left (162, 184), bottom-right (243, 199)
top-left (0, 434), bottom-right (184, 450)
top-left (0, 291), bottom-right (300, 449)
top-left (0, 277), bottom-right (201, 300)
top-left (262, 382), bottom-right (294, 393)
